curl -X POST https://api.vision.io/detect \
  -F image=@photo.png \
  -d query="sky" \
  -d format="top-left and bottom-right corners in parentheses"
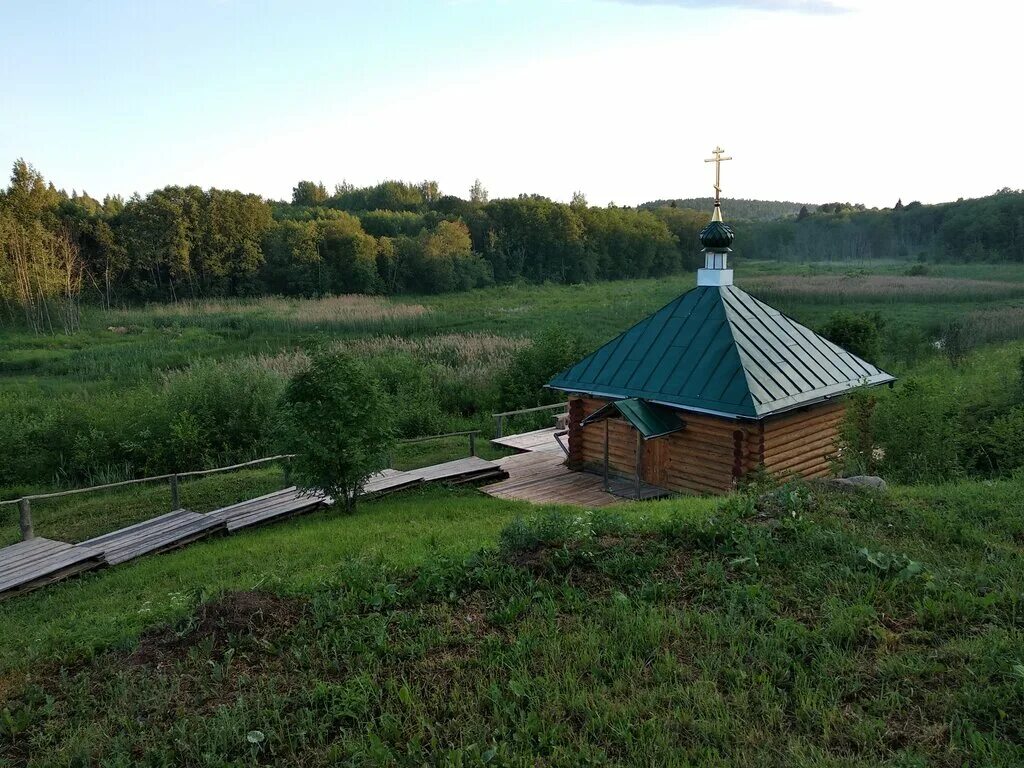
top-left (1, 0), bottom-right (1022, 209)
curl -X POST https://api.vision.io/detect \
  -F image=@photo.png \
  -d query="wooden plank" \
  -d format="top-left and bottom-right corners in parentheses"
top-left (416, 457), bottom-right (503, 482)
top-left (81, 510), bottom-right (225, 566)
top-left (0, 538), bottom-right (105, 598)
top-left (491, 428), bottom-right (564, 454)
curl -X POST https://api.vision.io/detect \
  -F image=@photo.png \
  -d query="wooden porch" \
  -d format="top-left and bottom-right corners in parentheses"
top-left (482, 428), bottom-right (670, 507)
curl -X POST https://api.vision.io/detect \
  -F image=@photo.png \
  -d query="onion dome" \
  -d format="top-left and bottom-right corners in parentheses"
top-left (699, 218), bottom-right (734, 250)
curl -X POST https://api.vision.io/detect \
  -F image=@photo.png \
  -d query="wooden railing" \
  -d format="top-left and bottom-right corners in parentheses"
top-left (2, 428), bottom-right (489, 544)
top-left (0, 455), bottom-right (297, 543)
top-left (492, 402), bottom-right (568, 438)
top-left (392, 430), bottom-right (480, 466)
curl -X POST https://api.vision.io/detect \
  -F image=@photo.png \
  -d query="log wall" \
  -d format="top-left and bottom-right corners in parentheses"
top-left (567, 396), bottom-right (846, 494)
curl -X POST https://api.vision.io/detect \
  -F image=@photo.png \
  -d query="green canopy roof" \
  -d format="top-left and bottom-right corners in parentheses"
top-left (580, 398), bottom-right (685, 439)
top-left (548, 285), bottom-right (895, 419)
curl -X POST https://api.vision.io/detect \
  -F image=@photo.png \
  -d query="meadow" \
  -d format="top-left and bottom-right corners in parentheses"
top-left (0, 259), bottom-right (1021, 557)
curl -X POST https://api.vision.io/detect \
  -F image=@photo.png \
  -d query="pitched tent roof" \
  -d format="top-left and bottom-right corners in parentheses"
top-left (580, 397), bottom-right (685, 439)
top-left (547, 284), bottom-right (895, 419)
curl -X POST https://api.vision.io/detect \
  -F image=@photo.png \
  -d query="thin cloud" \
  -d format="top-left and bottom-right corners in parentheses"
top-left (605, 0), bottom-right (849, 14)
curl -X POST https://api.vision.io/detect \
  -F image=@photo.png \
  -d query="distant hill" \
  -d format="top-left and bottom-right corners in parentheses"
top-left (640, 197), bottom-right (813, 221)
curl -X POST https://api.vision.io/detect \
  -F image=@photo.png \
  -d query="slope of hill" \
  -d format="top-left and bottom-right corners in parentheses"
top-left (1, 479), bottom-right (1022, 766)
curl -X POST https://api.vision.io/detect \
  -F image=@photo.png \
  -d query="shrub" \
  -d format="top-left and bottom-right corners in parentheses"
top-left (821, 311), bottom-right (884, 362)
top-left (277, 347), bottom-right (394, 511)
top-left (871, 379), bottom-right (962, 483)
top-left (499, 328), bottom-right (584, 410)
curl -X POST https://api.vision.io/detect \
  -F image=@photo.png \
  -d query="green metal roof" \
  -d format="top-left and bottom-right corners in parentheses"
top-left (580, 397), bottom-right (685, 439)
top-left (547, 285), bottom-right (895, 419)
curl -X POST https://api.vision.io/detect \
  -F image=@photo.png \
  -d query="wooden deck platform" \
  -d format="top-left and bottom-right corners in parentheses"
top-left (0, 538), bottom-right (105, 600)
top-left (81, 509), bottom-right (225, 565)
top-left (414, 456), bottom-right (507, 485)
top-left (210, 487), bottom-right (329, 532)
top-left (491, 427), bottom-right (566, 454)
top-left (482, 452), bottom-right (624, 507)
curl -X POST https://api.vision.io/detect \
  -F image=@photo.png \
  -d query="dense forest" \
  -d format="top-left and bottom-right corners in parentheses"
top-left (730, 193), bottom-right (1024, 263)
top-left (0, 161), bottom-right (692, 328)
top-left (2, 157), bottom-right (1023, 332)
top-left (640, 197), bottom-right (810, 221)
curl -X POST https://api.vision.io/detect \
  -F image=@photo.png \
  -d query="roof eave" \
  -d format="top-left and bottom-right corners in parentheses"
top-left (751, 373), bottom-right (897, 418)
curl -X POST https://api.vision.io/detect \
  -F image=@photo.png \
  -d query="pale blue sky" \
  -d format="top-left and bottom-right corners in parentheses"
top-left (2, 0), bottom-right (1021, 207)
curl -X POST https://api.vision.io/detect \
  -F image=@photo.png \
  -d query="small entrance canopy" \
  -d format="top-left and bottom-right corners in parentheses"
top-left (580, 398), bottom-right (684, 500)
top-left (581, 398), bottom-right (685, 439)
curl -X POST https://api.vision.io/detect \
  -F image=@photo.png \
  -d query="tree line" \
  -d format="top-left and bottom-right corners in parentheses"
top-left (0, 161), bottom-right (701, 328)
top-left (737, 192), bottom-right (1024, 263)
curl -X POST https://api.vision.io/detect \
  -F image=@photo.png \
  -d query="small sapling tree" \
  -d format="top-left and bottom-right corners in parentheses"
top-left (278, 347), bottom-right (394, 512)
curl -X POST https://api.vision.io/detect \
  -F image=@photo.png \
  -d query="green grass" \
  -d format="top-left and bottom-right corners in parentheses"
top-left (1, 479), bottom-right (1022, 765)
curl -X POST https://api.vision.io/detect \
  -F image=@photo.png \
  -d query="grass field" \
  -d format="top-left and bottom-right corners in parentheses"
top-left (3, 261), bottom-right (1024, 764)
top-left (1, 479), bottom-right (1022, 765)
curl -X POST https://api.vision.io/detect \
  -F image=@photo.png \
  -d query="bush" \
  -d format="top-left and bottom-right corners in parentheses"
top-left (277, 347), bottom-right (394, 511)
top-left (499, 328), bottom-right (584, 410)
top-left (821, 311), bottom-right (884, 362)
top-left (871, 379), bottom-right (962, 484)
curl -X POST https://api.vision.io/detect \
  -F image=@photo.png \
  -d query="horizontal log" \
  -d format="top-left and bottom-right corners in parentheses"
top-left (666, 462), bottom-right (734, 485)
top-left (666, 440), bottom-right (736, 461)
top-left (771, 454), bottom-right (833, 477)
top-left (765, 425), bottom-right (841, 453)
top-left (766, 435), bottom-right (841, 467)
top-left (665, 475), bottom-right (730, 494)
top-left (776, 463), bottom-right (831, 482)
top-left (767, 446), bottom-right (837, 474)
top-left (667, 461), bottom-right (734, 484)
top-left (768, 410), bottom-right (844, 433)
top-left (765, 426), bottom-right (842, 453)
top-left (802, 466), bottom-right (834, 480)
top-left (767, 402), bottom-right (844, 428)
top-left (765, 411), bottom-right (844, 439)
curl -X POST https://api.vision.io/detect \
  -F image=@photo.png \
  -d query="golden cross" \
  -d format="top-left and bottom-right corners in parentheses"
top-left (704, 146), bottom-right (732, 205)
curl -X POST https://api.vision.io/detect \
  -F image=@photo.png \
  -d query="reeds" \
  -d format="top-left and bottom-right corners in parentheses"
top-left (251, 332), bottom-right (529, 379)
top-left (100, 295), bottom-right (431, 334)
top-left (741, 275), bottom-right (1024, 304)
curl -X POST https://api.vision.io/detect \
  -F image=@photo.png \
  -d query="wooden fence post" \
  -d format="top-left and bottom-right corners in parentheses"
top-left (18, 498), bottom-right (34, 541)
top-left (170, 474), bottom-right (180, 510)
top-left (495, 415), bottom-right (504, 439)
top-left (469, 432), bottom-right (476, 457)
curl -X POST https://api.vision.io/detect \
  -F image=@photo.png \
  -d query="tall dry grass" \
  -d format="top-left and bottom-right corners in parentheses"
top-left (962, 306), bottom-right (1024, 346)
top-left (102, 295), bottom-right (431, 333)
top-left (741, 275), bottom-right (1024, 304)
top-left (251, 332), bottom-right (530, 388)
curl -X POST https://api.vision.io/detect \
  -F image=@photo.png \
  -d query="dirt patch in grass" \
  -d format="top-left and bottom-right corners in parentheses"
top-left (130, 590), bottom-right (305, 668)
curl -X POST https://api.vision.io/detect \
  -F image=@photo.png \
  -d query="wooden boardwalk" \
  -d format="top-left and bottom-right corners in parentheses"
top-left (81, 509), bottom-right (225, 565)
top-left (0, 538), bottom-right (105, 599)
top-left (491, 427), bottom-right (565, 454)
top-left (0, 455), bottom-right (508, 601)
top-left (210, 487), bottom-right (328, 532)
